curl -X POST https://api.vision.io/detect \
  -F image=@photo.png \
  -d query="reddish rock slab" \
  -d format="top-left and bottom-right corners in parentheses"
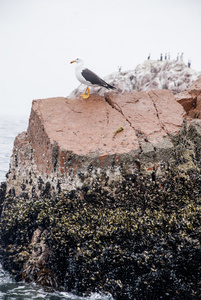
top-left (27, 95), bottom-right (140, 177)
top-left (28, 95), bottom-right (139, 157)
top-left (7, 89), bottom-right (186, 196)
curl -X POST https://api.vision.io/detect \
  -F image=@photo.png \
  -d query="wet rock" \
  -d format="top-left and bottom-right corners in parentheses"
top-left (1, 174), bottom-right (201, 298)
top-left (0, 182), bottom-right (6, 214)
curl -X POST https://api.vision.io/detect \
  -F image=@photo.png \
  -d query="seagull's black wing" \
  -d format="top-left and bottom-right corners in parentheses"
top-left (81, 68), bottom-right (116, 90)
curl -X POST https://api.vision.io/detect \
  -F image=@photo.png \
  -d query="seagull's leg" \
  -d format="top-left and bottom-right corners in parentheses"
top-left (81, 87), bottom-right (90, 99)
top-left (85, 87), bottom-right (89, 98)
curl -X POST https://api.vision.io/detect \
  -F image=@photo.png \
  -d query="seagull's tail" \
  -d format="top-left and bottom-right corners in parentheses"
top-left (106, 83), bottom-right (116, 90)
top-left (101, 81), bottom-right (116, 90)
top-left (100, 78), bottom-right (116, 90)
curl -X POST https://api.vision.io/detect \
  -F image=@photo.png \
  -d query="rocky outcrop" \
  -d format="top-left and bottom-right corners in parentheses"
top-left (6, 89), bottom-right (185, 198)
top-left (1, 79), bottom-right (201, 299)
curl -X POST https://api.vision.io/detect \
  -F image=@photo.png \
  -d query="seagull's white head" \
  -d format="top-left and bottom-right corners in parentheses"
top-left (70, 58), bottom-right (83, 64)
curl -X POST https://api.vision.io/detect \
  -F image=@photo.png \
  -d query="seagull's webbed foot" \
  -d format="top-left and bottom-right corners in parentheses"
top-left (81, 93), bottom-right (90, 99)
top-left (81, 87), bottom-right (90, 99)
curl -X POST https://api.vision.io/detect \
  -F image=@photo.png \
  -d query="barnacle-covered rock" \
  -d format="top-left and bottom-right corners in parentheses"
top-left (1, 165), bottom-right (201, 299)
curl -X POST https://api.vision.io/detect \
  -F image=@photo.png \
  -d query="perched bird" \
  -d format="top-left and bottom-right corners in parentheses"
top-left (70, 58), bottom-right (116, 99)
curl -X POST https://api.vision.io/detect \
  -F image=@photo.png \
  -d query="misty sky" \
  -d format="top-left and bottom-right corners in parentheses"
top-left (1, 0), bottom-right (201, 117)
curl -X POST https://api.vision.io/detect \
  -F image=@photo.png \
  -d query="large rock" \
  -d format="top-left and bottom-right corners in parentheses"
top-left (2, 79), bottom-right (201, 299)
top-left (6, 89), bottom-right (185, 197)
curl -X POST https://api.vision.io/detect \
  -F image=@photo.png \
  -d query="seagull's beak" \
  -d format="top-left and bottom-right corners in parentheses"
top-left (70, 60), bottom-right (76, 64)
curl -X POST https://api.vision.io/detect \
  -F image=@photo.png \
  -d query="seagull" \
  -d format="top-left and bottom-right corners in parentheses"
top-left (70, 58), bottom-right (116, 99)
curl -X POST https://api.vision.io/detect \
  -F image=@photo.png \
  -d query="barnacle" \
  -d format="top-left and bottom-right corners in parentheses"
top-left (1, 148), bottom-right (201, 299)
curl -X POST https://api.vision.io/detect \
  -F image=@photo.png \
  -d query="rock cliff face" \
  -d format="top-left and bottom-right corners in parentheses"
top-left (1, 79), bottom-right (201, 299)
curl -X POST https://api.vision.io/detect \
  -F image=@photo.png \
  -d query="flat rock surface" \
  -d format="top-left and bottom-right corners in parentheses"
top-left (29, 89), bottom-right (185, 156)
top-left (29, 95), bottom-right (139, 156)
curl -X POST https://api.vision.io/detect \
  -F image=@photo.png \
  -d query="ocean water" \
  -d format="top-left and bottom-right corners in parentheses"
top-left (0, 115), bottom-right (113, 300)
top-left (0, 263), bottom-right (114, 300)
top-left (0, 115), bottom-right (28, 183)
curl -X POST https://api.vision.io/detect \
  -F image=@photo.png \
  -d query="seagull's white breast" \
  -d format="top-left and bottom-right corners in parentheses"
top-left (75, 65), bottom-right (95, 86)
top-left (75, 65), bottom-right (87, 84)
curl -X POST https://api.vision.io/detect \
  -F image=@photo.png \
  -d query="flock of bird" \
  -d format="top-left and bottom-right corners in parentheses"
top-left (147, 52), bottom-right (191, 67)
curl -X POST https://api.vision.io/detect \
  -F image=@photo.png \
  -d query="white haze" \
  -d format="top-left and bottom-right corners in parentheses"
top-left (1, 0), bottom-right (201, 118)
